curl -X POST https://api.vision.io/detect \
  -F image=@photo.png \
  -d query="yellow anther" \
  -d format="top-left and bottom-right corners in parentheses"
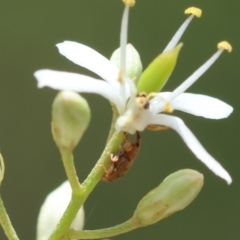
top-left (122, 0), bottom-right (135, 7)
top-left (184, 7), bottom-right (202, 18)
top-left (148, 93), bottom-right (174, 113)
top-left (163, 102), bottom-right (174, 113)
top-left (217, 41), bottom-right (232, 53)
top-left (131, 76), bottom-right (137, 82)
top-left (136, 94), bottom-right (149, 109)
top-left (118, 69), bottom-right (124, 83)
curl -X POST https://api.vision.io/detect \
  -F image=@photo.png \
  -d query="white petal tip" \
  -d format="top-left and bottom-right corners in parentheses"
top-left (34, 70), bottom-right (46, 88)
top-left (227, 179), bottom-right (232, 185)
top-left (224, 174), bottom-right (232, 185)
top-left (56, 41), bottom-right (67, 49)
top-left (37, 83), bottom-right (44, 88)
top-left (151, 115), bottom-right (232, 185)
top-left (170, 93), bottom-right (234, 119)
top-left (224, 106), bottom-right (233, 118)
top-left (55, 41), bottom-right (79, 57)
top-left (55, 43), bottom-right (61, 49)
top-left (214, 170), bottom-right (232, 184)
top-left (212, 103), bottom-right (234, 119)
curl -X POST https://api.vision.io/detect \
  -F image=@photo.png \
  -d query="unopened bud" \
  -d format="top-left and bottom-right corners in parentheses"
top-left (110, 43), bottom-right (143, 81)
top-left (137, 43), bottom-right (183, 94)
top-left (0, 153), bottom-right (5, 186)
top-left (51, 91), bottom-right (91, 151)
top-left (36, 181), bottom-right (84, 240)
top-left (133, 169), bottom-right (203, 226)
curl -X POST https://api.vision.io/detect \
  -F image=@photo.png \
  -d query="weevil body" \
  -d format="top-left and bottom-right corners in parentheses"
top-left (102, 131), bottom-right (141, 182)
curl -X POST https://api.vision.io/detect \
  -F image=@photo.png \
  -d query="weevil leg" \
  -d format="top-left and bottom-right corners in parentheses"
top-left (98, 164), bottom-right (108, 173)
top-left (122, 132), bottom-right (133, 152)
top-left (123, 131), bottom-right (128, 140)
top-left (110, 154), bottom-right (119, 163)
top-left (135, 131), bottom-right (141, 147)
top-left (99, 163), bottom-right (115, 175)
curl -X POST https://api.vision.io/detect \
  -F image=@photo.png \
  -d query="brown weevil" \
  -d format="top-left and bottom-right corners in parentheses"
top-left (102, 131), bottom-right (141, 182)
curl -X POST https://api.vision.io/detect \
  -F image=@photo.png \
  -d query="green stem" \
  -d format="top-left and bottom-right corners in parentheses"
top-left (60, 149), bottom-right (81, 191)
top-left (49, 110), bottom-right (124, 240)
top-left (81, 129), bottom-right (123, 192)
top-left (0, 197), bottom-right (19, 240)
top-left (106, 103), bottom-right (119, 143)
top-left (68, 219), bottom-right (140, 239)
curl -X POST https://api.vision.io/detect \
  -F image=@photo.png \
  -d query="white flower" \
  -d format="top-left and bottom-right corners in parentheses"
top-left (34, 4), bottom-right (232, 184)
top-left (36, 181), bottom-right (84, 240)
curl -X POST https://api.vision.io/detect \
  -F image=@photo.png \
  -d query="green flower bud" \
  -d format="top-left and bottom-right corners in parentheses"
top-left (0, 153), bottom-right (5, 186)
top-left (137, 43), bottom-right (183, 94)
top-left (110, 43), bottom-right (143, 81)
top-left (51, 91), bottom-right (91, 151)
top-left (133, 169), bottom-right (203, 226)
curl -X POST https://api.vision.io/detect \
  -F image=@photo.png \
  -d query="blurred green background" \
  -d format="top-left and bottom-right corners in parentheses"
top-left (0, 0), bottom-right (239, 239)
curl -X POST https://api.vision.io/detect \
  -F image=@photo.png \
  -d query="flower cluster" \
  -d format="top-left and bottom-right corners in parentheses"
top-left (34, 2), bottom-right (232, 184)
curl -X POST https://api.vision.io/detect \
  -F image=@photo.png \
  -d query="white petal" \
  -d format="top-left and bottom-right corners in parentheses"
top-left (153, 92), bottom-right (233, 119)
top-left (56, 41), bottom-right (121, 89)
top-left (36, 181), bottom-right (84, 240)
top-left (34, 69), bottom-right (124, 113)
top-left (150, 114), bottom-right (232, 184)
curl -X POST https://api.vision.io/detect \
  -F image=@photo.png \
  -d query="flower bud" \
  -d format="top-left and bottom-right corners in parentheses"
top-left (0, 153), bottom-right (5, 186)
top-left (110, 43), bottom-right (143, 81)
top-left (137, 43), bottom-right (183, 94)
top-left (133, 169), bottom-right (203, 226)
top-left (51, 91), bottom-right (91, 151)
top-left (36, 181), bottom-right (84, 240)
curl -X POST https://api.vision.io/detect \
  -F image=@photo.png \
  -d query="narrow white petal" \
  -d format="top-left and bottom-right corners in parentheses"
top-left (163, 15), bottom-right (194, 52)
top-left (56, 41), bottom-right (121, 89)
top-left (153, 92), bottom-right (233, 119)
top-left (34, 69), bottom-right (124, 113)
top-left (150, 114), bottom-right (232, 184)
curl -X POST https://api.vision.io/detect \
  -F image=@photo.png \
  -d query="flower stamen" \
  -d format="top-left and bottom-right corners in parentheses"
top-left (149, 93), bottom-right (174, 113)
top-left (120, 1), bottom-right (135, 75)
top-left (165, 41), bottom-right (232, 105)
top-left (119, 5), bottom-right (131, 102)
top-left (218, 41), bottom-right (232, 52)
top-left (184, 7), bottom-right (202, 17)
top-left (163, 7), bottom-right (202, 52)
top-left (118, 69), bottom-right (124, 83)
top-left (163, 102), bottom-right (174, 113)
top-left (136, 93), bottom-right (149, 109)
top-left (120, 7), bottom-right (129, 77)
top-left (122, 0), bottom-right (135, 7)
